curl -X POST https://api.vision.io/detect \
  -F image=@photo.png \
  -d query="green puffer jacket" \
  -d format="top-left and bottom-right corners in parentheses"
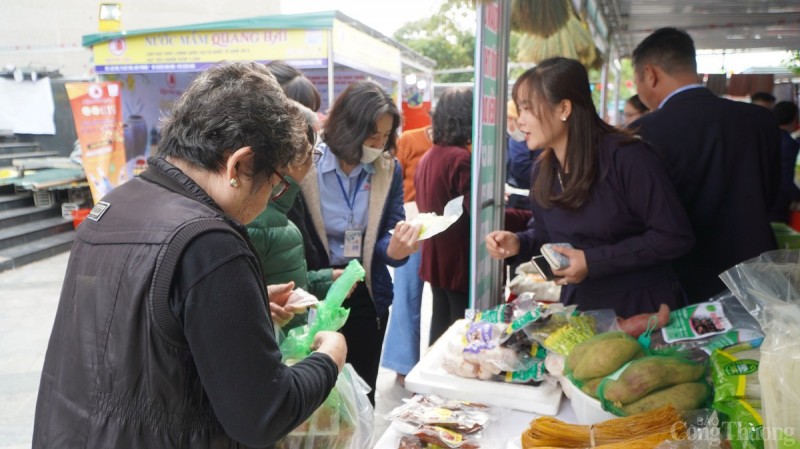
top-left (247, 179), bottom-right (334, 300)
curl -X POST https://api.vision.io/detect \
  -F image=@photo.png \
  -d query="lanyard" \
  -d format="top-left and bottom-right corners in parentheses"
top-left (335, 170), bottom-right (367, 217)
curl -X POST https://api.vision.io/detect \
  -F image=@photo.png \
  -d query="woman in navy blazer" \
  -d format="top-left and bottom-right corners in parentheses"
top-left (486, 57), bottom-right (695, 317)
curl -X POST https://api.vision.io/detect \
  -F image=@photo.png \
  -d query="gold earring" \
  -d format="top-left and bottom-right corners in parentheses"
top-left (229, 178), bottom-right (240, 188)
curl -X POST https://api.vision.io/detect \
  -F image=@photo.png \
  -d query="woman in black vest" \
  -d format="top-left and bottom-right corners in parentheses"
top-left (33, 61), bottom-right (346, 449)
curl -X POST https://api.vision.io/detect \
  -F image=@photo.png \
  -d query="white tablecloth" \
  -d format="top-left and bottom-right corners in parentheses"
top-left (373, 399), bottom-right (576, 449)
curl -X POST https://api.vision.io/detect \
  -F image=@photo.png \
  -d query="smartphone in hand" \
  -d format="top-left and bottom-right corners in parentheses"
top-left (540, 243), bottom-right (573, 270)
top-left (531, 255), bottom-right (560, 282)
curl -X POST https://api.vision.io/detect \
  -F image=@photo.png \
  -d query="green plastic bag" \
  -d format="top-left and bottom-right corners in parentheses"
top-left (279, 260), bottom-right (365, 362)
top-left (718, 399), bottom-right (764, 449)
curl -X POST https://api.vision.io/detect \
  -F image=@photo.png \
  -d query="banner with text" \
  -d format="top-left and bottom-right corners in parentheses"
top-left (92, 29), bottom-right (328, 73)
top-left (65, 82), bottom-right (127, 203)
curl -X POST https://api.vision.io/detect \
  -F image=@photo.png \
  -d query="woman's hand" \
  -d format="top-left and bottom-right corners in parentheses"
top-left (551, 245), bottom-right (588, 285)
top-left (311, 331), bottom-right (348, 372)
top-left (267, 281), bottom-right (295, 307)
top-left (269, 303), bottom-right (295, 327)
top-left (267, 281), bottom-right (296, 326)
top-left (485, 231), bottom-right (520, 259)
top-left (387, 221), bottom-right (421, 260)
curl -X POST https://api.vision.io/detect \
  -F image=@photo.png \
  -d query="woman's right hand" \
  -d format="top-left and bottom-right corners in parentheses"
top-left (485, 231), bottom-right (520, 260)
top-left (311, 331), bottom-right (347, 372)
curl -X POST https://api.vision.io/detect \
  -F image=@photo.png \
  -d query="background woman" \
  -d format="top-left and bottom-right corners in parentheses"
top-left (299, 80), bottom-right (420, 403)
top-left (485, 57), bottom-right (694, 317)
top-left (622, 94), bottom-right (649, 126)
top-left (414, 87), bottom-right (474, 344)
top-left (33, 61), bottom-right (346, 448)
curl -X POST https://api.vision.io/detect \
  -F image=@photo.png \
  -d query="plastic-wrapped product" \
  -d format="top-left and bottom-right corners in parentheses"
top-left (720, 250), bottom-right (800, 449)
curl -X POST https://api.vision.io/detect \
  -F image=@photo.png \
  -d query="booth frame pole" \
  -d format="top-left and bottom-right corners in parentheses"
top-left (327, 30), bottom-right (335, 111)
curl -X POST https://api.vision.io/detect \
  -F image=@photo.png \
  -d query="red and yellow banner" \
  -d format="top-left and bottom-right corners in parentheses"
top-left (65, 82), bottom-right (127, 203)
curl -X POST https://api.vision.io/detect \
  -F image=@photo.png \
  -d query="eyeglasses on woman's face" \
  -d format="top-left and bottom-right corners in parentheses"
top-left (270, 170), bottom-right (291, 201)
top-left (311, 147), bottom-right (323, 163)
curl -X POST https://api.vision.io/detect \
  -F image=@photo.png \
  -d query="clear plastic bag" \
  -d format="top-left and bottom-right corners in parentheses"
top-left (275, 364), bottom-right (374, 449)
top-left (720, 250), bottom-right (800, 449)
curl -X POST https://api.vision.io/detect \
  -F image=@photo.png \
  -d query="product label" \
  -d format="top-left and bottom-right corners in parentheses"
top-left (723, 359), bottom-right (759, 376)
top-left (661, 301), bottom-right (733, 343)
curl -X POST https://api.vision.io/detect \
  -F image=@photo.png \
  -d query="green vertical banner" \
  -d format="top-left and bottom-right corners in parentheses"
top-left (470, 0), bottom-right (510, 312)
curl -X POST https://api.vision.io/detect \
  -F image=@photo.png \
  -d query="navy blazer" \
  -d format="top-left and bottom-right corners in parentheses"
top-left (634, 87), bottom-right (781, 303)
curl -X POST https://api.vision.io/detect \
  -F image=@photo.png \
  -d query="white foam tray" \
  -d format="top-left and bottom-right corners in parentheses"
top-left (405, 319), bottom-right (563, 415)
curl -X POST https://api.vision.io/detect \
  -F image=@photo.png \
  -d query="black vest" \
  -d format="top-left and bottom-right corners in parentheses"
top-left (33, 159), bottom-right (259, 448)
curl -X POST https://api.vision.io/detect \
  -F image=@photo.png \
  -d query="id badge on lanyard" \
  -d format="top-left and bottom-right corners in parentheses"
top-left (343, 220), bottom-right (363, 258)
top-left (338, 171), bottom-right (366, 258)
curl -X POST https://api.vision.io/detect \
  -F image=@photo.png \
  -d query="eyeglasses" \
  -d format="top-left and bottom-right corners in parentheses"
top-left (270, 170), bottom-right (291, 201)
top-left (311, 147), bottom-right (323, 163)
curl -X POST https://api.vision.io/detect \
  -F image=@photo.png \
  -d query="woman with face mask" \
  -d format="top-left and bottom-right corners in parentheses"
top-left (298, 80), bottom-right (421, 404)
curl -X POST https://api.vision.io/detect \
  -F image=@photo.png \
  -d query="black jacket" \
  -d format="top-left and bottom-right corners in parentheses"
top-left (635, 87), bottom-right (781, 302)
top-left (33, 158), bottom-right (337, 448)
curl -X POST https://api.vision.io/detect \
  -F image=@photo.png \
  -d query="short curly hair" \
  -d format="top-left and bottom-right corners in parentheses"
top-left (157, 61), bottom-right (306, 179)
top-left (432, 87), bottom-right (473, 147)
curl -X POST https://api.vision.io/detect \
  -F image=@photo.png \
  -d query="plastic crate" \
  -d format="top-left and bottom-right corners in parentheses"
top-left (33, 191), bottom-right (55, 208)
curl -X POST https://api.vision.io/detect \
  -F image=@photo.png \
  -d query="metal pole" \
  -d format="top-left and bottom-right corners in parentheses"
top-left (327, 30), bottom-right (335, 112)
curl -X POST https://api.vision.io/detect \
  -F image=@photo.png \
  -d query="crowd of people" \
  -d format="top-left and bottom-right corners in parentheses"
top-left (31, 25), bottom-right (793, 449)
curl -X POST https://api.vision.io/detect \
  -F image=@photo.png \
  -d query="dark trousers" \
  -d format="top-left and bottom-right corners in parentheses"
top-left (429, 286), bottom-right (469, 345)
top-left (339, 282), bottom-right (387, 405)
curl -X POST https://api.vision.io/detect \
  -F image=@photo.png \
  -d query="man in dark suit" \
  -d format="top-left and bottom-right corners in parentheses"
top-left (632, 27), bottom-right (781, 303)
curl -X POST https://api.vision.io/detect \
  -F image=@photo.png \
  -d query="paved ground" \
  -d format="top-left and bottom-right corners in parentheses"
top-left (0, 252), bottom-right (430, 447)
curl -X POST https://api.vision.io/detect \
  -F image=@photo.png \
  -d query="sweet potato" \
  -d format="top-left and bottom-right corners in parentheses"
top-left (566, 332), bottom-right (629, 373)
top-left (616, 304), bottom-right (671, 338)
top-left (580, 377), bottom-right (603, 399)
top-left (573, 336), bottom-right (642, 381)
top-left (601, 356), bottom-right (705, 405)
top-left (621, 382), bottom-right (709, 415)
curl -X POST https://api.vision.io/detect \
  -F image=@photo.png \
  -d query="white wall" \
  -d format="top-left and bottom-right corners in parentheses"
top-left (0, 0), bottom-right (282, 77)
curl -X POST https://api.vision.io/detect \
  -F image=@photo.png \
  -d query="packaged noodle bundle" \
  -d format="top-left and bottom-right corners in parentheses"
top-left (521, 405), bottom-right (687, 448)
top-left (721, 250), bottom-right (800, 449)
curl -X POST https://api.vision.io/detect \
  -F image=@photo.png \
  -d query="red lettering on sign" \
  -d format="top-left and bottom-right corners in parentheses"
top-left (483, 47), bottom-right (497, 79)
top-left (482, 96), bottom-right (496, 124)
top-left (486, 3), bottom-right (499, 32)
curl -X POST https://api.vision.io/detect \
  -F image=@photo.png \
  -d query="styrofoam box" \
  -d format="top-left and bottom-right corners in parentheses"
top-left (405, 319), bottom-right (563, 415)
top-left (562, 379), bottom-right (618, 424)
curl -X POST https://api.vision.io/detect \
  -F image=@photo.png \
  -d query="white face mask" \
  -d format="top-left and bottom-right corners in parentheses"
top-left (361, 145), bottom-right (384, 164)
top-left (509, 128), bottom-right (526, 142)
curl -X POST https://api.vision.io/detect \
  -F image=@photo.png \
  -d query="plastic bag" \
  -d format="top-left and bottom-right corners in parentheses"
top-left (720, 250), bottom-right (800, 449)
top-left (280, 260), bottom-right (365, 362)
top-left (596, 355), bottom-right (708, 416)
top-left (275, 364), bottom-right (374, 449)
top-left (650, 291), bottom-right (764, 360)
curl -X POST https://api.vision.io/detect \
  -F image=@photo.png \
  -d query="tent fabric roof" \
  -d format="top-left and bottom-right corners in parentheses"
top-left (596, 0), bottom-right (800, 56)
top-left (82, 10), bottom-right (435, 70)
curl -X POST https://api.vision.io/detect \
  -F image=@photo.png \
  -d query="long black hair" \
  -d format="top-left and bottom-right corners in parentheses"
top-left (513, 57), bottom-right (633, 209)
